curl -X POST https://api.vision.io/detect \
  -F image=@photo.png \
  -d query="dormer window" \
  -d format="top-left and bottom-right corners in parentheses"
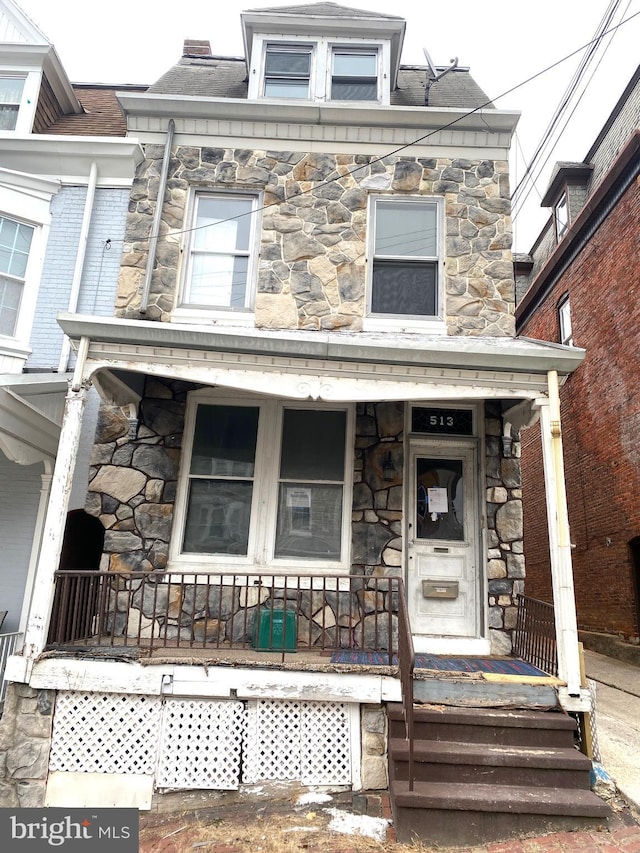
top-left (264, 45), bottom-right (312, 99)
top-left (0, 77), bottom-right (25, 131)
top-left (250, 36), bottom-right (389, 105)
top-left (555, 192), bottom-right (568, 241)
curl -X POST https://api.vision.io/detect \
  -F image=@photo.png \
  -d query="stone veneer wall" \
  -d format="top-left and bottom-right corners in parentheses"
top-left (0, 684), bottom-right (54, 807)
top-left (116, 147), bottom-right (515, 336)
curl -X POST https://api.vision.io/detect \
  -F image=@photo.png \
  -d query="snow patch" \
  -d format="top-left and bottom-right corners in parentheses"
top-left (296, 792), bottom-right (333, 805)
top-left (326, 808), bottom-right (390, 841)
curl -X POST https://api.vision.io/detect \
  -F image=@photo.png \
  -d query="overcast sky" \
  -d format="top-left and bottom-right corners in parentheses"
top-left (16, 0), bottom-right (640, 252)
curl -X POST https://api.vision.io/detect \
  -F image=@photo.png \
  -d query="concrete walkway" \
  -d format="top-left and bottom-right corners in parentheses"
top-left (585, 649), bottom-right (640, 815)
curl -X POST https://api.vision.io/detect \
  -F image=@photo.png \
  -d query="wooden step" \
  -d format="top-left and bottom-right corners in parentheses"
top-left (387, 703), bottom-right (577, 748)
top-left (391, 779), bottom-right (610, 846)
top-left (389, 737), bottom-right (592, 788)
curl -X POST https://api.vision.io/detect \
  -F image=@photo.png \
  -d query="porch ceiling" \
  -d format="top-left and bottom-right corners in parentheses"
top-left (0, 374), bottom-right (67, 464)
top-left (58, 313), bottom-right (585, 405)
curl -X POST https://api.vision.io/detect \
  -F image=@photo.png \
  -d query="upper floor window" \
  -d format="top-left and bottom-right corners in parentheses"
top-left (0, 214), bottom-right (34, 337)
top-left (174, 395), bottom-right (352, 570)
top-left (181, 193), bottom-right (258, 312)
top-left (558, 295), bottom-right (573, 346)
top-left (369, 197), bottom-right (441, 320)
top-left (0, 77), bottom-right (25, 131)
top-left (555, 192), bottom-right (568, 241)
top-left (250, 35), bottom-right (388, 104)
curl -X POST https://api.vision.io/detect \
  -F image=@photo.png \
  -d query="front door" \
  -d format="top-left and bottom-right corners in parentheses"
top-left (407, 440), bottom-right (481, 651)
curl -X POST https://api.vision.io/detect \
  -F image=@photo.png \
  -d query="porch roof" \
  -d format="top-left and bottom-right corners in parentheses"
top-left (0, 373), bottom-right (68, 464)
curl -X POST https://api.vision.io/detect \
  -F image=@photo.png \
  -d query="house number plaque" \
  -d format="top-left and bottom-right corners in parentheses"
top-left (412, 407), bottom-right (473, 436)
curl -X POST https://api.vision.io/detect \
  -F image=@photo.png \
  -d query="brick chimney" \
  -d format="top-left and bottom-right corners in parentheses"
top-left (183, 39), bottom-right (212, 57)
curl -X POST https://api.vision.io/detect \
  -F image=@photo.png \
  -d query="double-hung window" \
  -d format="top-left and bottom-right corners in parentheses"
top-left (331, 49), bottom-right (378, 101)
top-left (177, 396), bottom-right (352, 570)
top-left (558, 295), bottom-right (573, 346)
top-left (369, 197), bottom-right (441, 320)
top-left (182, 193), bottom-right (257, 312)
top-left (0, 214), bottom-right (34, 337)
top-left (0, 77), bottom-right (25, 131)
top-left (264, 44), bottom-right (312, 99)
top-left (555, 192), bottom-right (568, 241)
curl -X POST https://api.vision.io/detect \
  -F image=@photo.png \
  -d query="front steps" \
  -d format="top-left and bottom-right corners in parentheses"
top-left (388, 703), bottom-right (609, 847)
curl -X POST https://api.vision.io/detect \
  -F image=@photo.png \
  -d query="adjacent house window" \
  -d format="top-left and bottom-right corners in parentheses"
top-left (555, 192), bottom-right (568, 241)
top-left (331, 49), bottom-right (378, 100)
top-left (177, 397), bottom-right (351, 569)
top-left (182, 193), bottom-right (258, 311)
top-left (0, 77), bottom-right (25, 131)
top-left (558, 295), bottom-right (573, 346)
top-left (369, 198), bottom-right (440, 318)
top-left (0, 214), bottom-right (34, 337)
top-left (264, 44), bottom-right (312, 98)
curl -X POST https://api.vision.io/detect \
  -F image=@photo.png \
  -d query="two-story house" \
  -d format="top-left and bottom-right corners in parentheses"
top-left (0, 0), bottom-right (142, 690)
top-left (516, 65), bottom-right (640, 648)
top-left (1, 3), bottom-right (609, 845)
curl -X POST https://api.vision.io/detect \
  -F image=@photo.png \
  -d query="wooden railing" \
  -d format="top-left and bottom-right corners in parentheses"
top-left (513, 594), bottom-right (558, 676)
top-left (396, 585), bottom-right (415, 790)
top-left (47, 570), bottom-right (403, 662)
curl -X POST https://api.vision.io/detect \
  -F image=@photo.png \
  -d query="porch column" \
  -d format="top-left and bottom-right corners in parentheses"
top-left (537, 371), bottom-right (581, 697)
top-left (17, 462), bottom-right (54, 634)
top-left (21, 343), bottom-right (91, 664)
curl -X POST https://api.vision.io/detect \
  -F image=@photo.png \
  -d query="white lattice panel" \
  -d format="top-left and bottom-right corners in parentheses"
top-left (156, 699), bottom-right (244, 790)
top-left (49, 692), bottom-right (162, 774)
top-left (243, 699), bottom-right (352, 786)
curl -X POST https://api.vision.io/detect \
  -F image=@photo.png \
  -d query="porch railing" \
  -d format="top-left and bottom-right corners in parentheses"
top-left (513, 594), bottom-right (558, 676)
top-left (0, 631), bottom-right (22, 713)
top-left (396, 584), bottom-right (415, 790)
top-left (47, 570), bottom-right (403, 663)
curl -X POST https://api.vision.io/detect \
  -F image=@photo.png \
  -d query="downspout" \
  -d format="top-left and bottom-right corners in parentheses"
top-left (542, 370), bottom-right (582, 698)
top-left (58, 162), bottom-right (98, 374)
top-left (140, 118), bottom-right (175, 315)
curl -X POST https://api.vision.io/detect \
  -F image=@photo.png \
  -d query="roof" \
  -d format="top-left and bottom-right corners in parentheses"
top-left (43, 85), bottom-right (147, 136)
top-left (148, 56), bottom-right (492, 109)
top-left (244, 2), bottom-right (403, 19)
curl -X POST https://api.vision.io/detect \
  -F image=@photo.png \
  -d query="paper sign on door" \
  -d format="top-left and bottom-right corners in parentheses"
top-left (427, 487), bottom-right (448, 515)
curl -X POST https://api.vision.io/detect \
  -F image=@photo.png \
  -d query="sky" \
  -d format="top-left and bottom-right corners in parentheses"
top-left (16, 0), bottom-right (640, 252)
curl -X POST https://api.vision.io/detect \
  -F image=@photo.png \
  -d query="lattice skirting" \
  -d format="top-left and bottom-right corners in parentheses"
top-left (48, 692), bottom-right (357, 790)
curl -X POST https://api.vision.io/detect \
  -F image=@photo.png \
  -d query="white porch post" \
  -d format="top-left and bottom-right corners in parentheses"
top-left (21, 340), bottom-right (90, 665)
top-left (537, 370), bottom-right (581, 697)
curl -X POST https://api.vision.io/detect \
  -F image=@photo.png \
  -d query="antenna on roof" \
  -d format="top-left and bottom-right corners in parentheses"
top-left (423, 48), bottom-right (458, 105)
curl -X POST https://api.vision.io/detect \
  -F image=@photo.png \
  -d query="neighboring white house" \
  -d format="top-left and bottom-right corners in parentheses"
top-left (0, 3), bottom-right (607, 845)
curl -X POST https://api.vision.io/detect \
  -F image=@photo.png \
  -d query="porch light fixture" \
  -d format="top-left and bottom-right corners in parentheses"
top-left (382, 451), bottom-right (396, 481)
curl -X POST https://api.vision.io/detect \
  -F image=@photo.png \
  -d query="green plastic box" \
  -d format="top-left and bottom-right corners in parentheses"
top-left (253, 607), bottom-right (297, 651)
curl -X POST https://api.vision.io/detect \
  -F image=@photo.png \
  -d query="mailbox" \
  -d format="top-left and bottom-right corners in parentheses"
top-left (422, 580), bottom-right (459, 599)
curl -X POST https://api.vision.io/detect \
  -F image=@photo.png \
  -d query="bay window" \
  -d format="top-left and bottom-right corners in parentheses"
top-left (176, 396), bottom-right (352, 570)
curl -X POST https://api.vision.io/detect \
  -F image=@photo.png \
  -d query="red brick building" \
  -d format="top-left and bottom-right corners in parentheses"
top-left (515, 66), bottom-right (640, 641)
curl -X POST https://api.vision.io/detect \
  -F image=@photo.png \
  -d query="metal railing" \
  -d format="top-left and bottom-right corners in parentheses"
top-left (396, 585), bottom-right (415, 790)
top-left (513, 594), bottom-right (558, 676)
top-left (47, 570), bottom-right (402, 662)
top-left (0, 631), bottom-right (22, 711)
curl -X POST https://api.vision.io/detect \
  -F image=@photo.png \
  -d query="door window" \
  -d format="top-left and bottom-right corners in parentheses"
top-left (415, 457), bottom-right (464, 542)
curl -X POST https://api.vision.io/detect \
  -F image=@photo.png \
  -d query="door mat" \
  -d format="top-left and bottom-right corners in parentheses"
top-left (330, 650), bottom-right (549, 676)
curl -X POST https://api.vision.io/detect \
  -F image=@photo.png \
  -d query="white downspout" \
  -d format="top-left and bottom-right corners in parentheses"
top-left (538, 370), bottom-right (582, 700)
top-left (57, 162), bottom-right (98, 374)
top-left (20, 337), bottom-right (91, 675)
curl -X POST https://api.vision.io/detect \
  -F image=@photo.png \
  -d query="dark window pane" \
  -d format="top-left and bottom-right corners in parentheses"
top-left (280, 409), bottom-right (346, 480)
top-left (183, 479), bottom-right (253, 554)
top-left (371, 260), bottom-right (437, 315)
top-left (265, 50), bottom-right (311, 76)
top-left (331, 80), bottom-right (377, 100)
top-left (416, 458), bottom-right (464, 542)
top-left (190, 405), bottom-right (259, 476)
top-left (275, 483), bottom-right (342, 559)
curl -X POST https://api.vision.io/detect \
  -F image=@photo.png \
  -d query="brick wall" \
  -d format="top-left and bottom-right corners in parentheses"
top-left (518, 178), bottom-right (640, 639)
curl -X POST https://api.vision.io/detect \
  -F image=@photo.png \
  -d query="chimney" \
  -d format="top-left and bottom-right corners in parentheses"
top-left (183, 39), bottom-right (212, 57)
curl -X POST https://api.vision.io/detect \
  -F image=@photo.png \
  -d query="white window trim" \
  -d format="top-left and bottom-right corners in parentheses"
top-left (558, 295), bottom-right (573, 346)
top-left (0, 68), bottom-right (41, 135)
top-left (555, 192), bottom-right (568, 241)
top-left (364, 194), bottom-right (446, 334)
top-left (172, 190), bottom-right (261, 327)
top-left (248, 34), bottom-right (390, 105)
top-left (0, 173), bottom-right (56, 369)
top-left (170, 391), bottom-right (355, 574)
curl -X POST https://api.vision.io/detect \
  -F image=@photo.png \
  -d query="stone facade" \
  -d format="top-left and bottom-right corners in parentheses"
top-left (116, 147), bottom-right (515, 337)
top-left (0, 684), bottom-right (54, 807)
top-left (361, 704), bottom-right (388, 790)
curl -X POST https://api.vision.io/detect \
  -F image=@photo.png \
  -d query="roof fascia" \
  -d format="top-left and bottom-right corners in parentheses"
top-left (117, 90), bottom-right (520, 135)
top-left (516, 130), bottom-right (640, 325)
top-left (57, 313), bottom-right (585, 377)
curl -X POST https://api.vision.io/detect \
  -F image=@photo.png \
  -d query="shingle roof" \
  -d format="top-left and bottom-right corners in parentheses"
top-left (244, 2), bottom-right (403, 20)
top-left (43, 86), bottom-right (146, 136)
top-left (147, 56), bottom-right (492, 109)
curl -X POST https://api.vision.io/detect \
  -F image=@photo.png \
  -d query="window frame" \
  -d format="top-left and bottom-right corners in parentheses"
top-left (263, 43), bottom-right (314, 100)
top-left (365, 195), bottom-right (445, 332)
top-left (0, 69), bottom-right (40, 134)
top-left (171, 391), bottom-right (355, 573)
top-left (248, 34), bottom-right (389, 105)
top-left (557, 294), bottom-right (573, 346)
top-left (555, 192), bottom-right (568, 241)
top-left (0, 212), bottom-right (35, 338)
top-left (329, 46), bottom-right (380, 102)
top-left (174, 190), bottom-right (260, 326)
